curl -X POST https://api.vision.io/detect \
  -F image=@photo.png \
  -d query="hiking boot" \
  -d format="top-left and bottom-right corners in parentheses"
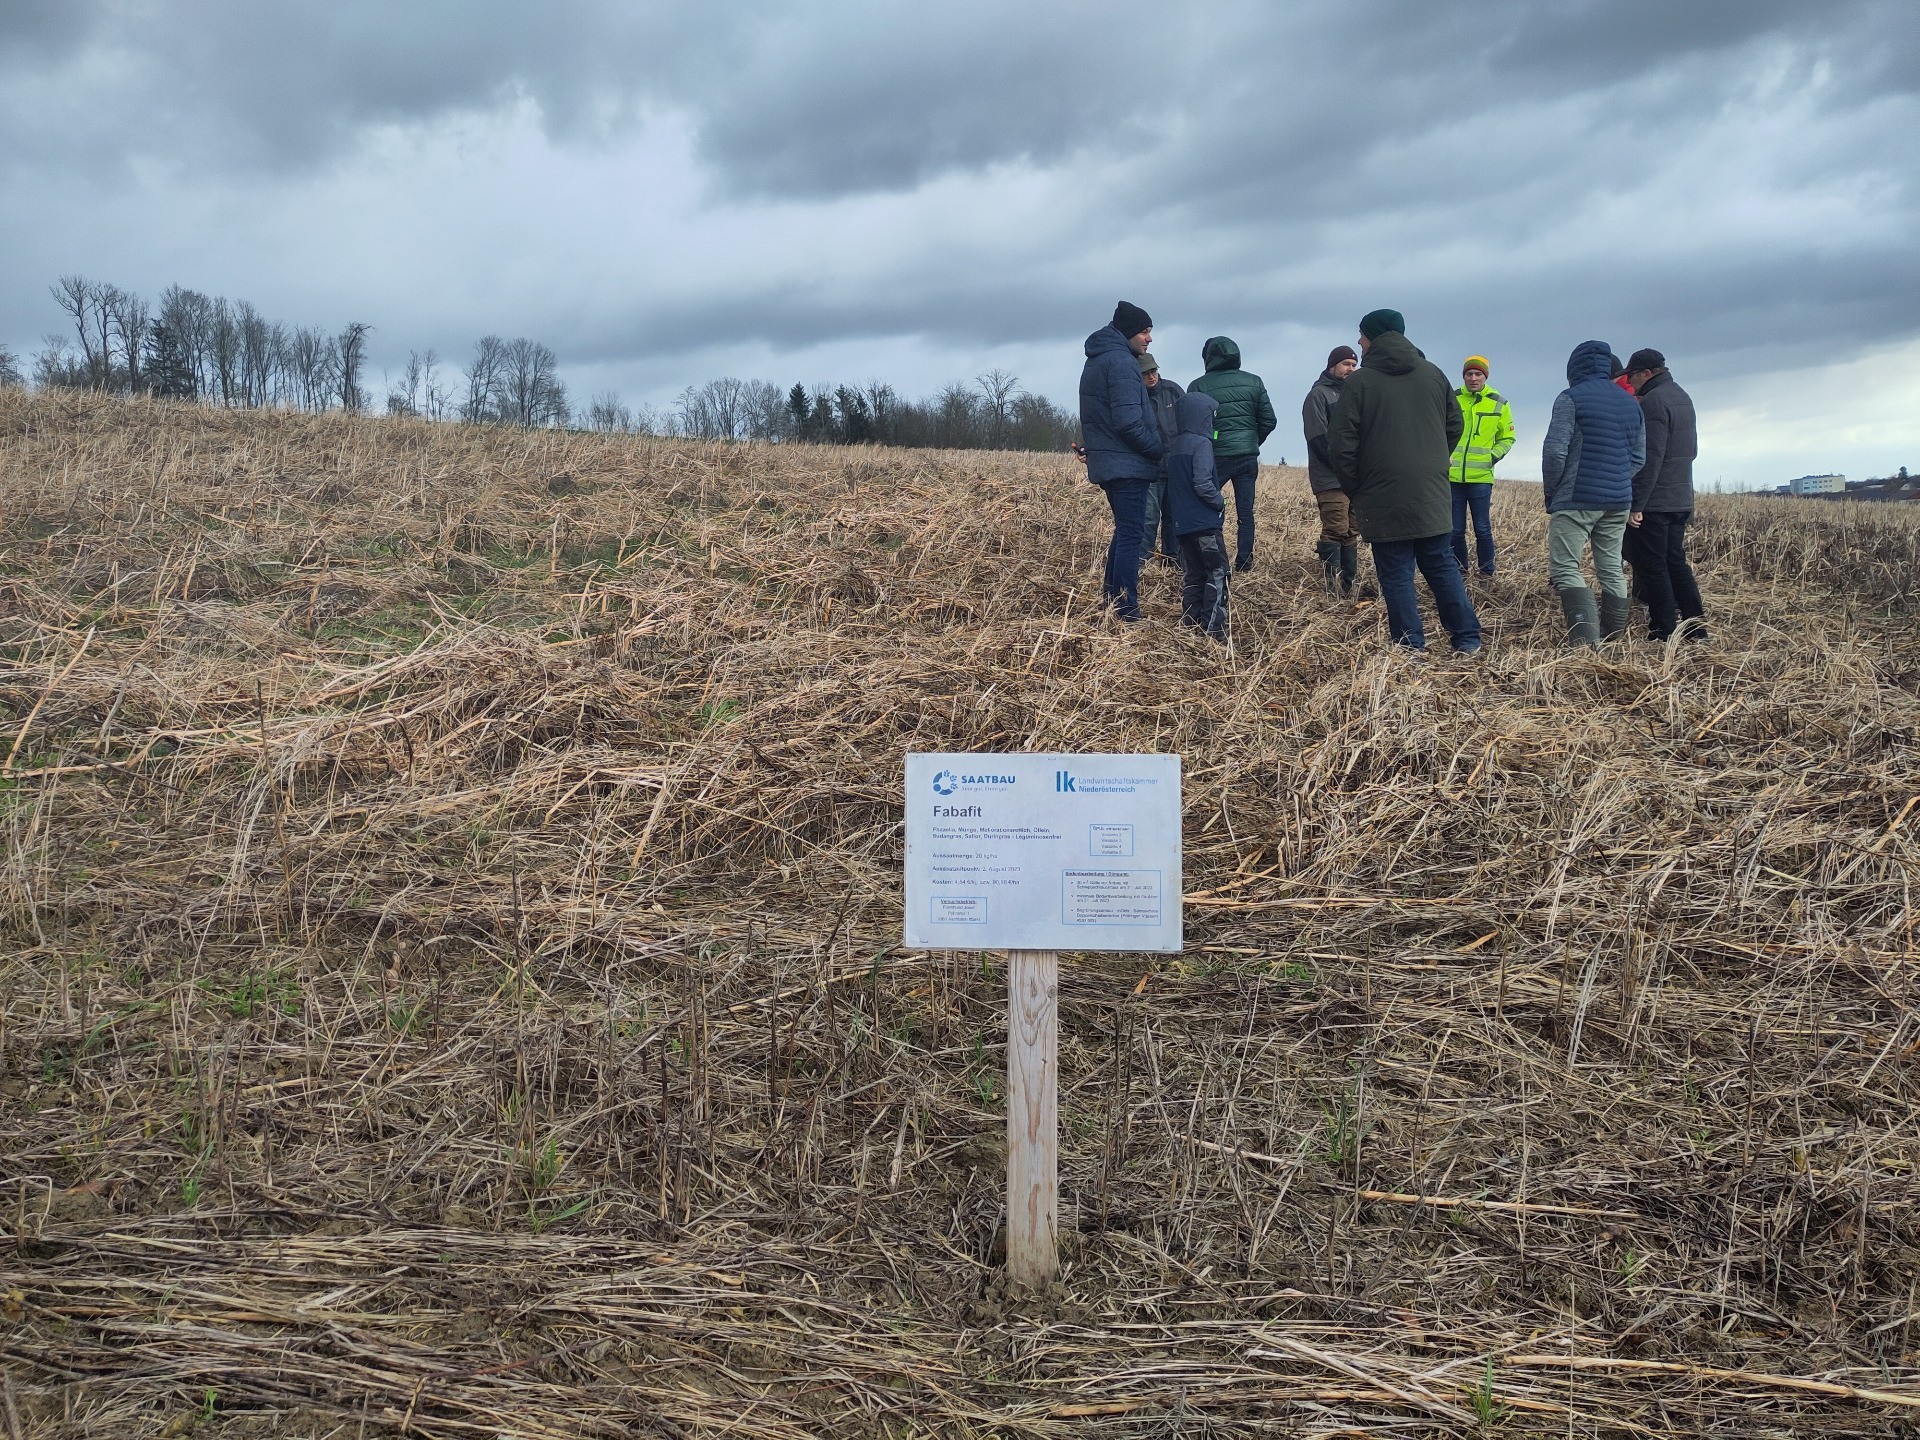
top-left (1339, 544), bottom-right (1358, 597)
top-left (1558, 585), bottom-right (1600, 648)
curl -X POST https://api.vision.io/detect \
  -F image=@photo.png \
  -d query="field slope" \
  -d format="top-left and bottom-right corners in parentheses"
top-left (4, 391), bottom-right (1920, 1437)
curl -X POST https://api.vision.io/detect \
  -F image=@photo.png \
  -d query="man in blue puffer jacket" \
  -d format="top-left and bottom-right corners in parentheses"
top-left (1078, 301), bottom-right (1165, 621)
top-left (1541, 339), bottom-right (1646, 646)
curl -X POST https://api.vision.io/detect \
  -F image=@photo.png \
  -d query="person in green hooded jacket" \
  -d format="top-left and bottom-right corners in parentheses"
top-left (1188, 337), bottom-right (1277, 571)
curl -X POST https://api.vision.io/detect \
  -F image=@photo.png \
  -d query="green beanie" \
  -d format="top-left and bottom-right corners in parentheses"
top-left (1359, 309), bottom-right (1405, 339)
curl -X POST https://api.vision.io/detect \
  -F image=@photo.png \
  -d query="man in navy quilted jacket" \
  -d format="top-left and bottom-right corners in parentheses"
top-left (1541, 340), bottom-right (1646, 646)
top-left (1077, 302), bottom-right (1165, 621)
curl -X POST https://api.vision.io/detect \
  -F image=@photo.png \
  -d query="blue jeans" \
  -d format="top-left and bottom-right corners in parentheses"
top-left (1370, 533), bottom-right (1482, 651)
top-left (1450, 483), bottom-right (1494, 574)
top-left (1100, 478), bottom-right (1148, 621)
top-left (1142, 475), bottom-right (1177, 556)
top-left (1218, 454), bottom-right (1259, 567)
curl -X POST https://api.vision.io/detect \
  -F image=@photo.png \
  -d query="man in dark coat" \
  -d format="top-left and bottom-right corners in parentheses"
top-left (1188, 337), bottom-right (1277, 571)
top-left (1165, 391), bottom-right (1229, 639)
top-left (1327, 309), bottom-right (1481, 654)
top-left (1302, 345), bottom-right (1360, 596)
top-left (1623, 348), bottom-right (1707, 642)
top-left (1078, 301), bottom-right (1165, 621)
top-left (1139, 353), bottom-right (1184, 563)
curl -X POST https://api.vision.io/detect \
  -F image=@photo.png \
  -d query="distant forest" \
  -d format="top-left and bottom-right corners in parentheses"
top-left (0, 275), bottom-right (1079, 452)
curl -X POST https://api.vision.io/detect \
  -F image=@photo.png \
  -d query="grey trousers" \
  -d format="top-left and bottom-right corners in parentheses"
top-left (1547, 508), bottom-right (1628, 597)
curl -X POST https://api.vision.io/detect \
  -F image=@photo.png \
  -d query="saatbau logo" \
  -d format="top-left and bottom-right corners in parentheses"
top-left (932, 768), bottom-right (1017, 795)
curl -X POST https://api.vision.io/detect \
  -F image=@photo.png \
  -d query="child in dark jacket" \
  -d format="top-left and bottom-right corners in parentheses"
top-left (1165, 391), bottom-right (1229, 640)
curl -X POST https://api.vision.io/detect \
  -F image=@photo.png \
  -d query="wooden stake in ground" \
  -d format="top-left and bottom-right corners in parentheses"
top-left (1006, 948), bottom-right (1059, 1289)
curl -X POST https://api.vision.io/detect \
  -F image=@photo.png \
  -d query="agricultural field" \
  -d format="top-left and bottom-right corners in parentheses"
top-left (5, 389), bottom-right (1920, 1438)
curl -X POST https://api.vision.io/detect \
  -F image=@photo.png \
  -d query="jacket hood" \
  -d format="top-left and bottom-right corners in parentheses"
top-left (1201, 336), bottom-right (1242, 373)
top-left (1085, 324), bottom-right (1132, 360)
top-left (1176, 390), bottom-right (1219, 436)
top-left (1566, 340), bottom-right (1615, 386)
top-left (1360, 330), bottom-right (1419, 376)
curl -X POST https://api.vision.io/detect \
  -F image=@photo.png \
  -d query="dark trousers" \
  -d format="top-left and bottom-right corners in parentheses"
top-left (1099, 477), bottom-right (1148, 621)
top-left (1450, 483), bottom-right (1495, 574)
top-left (1218, 454), bottom-right (1259, 568)
top-left (1178, 530), bottom-right (1230, 640)
top-left (1370, 533), bottom-right (1482, 651)
top-left (1142, 474), bottom-right (1178, 556)
top-left (1628, 509), bottom-right (1703, 639)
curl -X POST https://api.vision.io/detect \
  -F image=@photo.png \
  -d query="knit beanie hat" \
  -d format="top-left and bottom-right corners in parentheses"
top-left (1359, 308), bottom-right (1405, 339)
top-left (1326, 345), bottom-right (1357, 370)
top-left (1462, 355), bottom-right (1490, 376)
top-left (1608, 354), bottom-right (1625, 379)
top-left (1112, 301), bottom-right (1153, 337)
top-left (1625, 347), bottom-right (1666, 373)
top-left (1137, 352), bottom-right (1159, 374)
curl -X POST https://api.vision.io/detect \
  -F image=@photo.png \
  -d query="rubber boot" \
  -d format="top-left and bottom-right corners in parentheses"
top-left (1598, 590), bottom-right (1630, 642)
top-left (1339, 544), bottom-right (1358, 597)
top-left (1315, 541), bottom-right (1339, 596)
top-left (1559, 585), bottom-right (1600, 648)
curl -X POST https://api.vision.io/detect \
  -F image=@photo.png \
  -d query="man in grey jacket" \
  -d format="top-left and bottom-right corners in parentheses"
top-left (1139, 353), bottom-right (1184, 562)
top-left (1302, 345), bottom-right (1360, 596)
top-left (1623, 348), bottom-right (1707, 642)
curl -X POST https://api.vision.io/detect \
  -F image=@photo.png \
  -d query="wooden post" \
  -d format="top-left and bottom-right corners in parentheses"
top-left (1006, 948), bottom-right (1059, 1289)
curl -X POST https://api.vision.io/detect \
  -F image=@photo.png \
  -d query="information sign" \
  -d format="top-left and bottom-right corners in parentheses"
top-left (903, 752), bottom-right (1182, 953)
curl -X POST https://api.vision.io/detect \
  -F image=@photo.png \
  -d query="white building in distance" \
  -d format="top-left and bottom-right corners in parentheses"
top-left (1788, 473), bottom-right (1847, 495)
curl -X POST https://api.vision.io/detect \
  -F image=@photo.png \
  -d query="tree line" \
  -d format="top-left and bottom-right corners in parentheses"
top-left (1, 274), bottom-right (1077, 452)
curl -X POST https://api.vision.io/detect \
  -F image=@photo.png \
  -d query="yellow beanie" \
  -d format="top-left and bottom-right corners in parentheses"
top-left (1462, 355), bottom-right (1491, 376)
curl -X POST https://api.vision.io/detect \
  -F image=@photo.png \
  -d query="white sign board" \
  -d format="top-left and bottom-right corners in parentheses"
top-left (903, 752), bottom-right (1182, 952)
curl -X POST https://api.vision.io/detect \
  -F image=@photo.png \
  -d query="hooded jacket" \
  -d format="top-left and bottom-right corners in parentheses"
top-left (1301, 368), bottom-right (1347, 495)
top-left (1326, 331), bottom-right (1462, 543)
top-left (1542, 341), bottom-right (1646, 513)
top-left (1449, 386), bottom-right (1515, 485)
top-left (1078, 325), bottom-right (1164, 484)
top-left (1166, 391), bottom-right (1226, 537)
top-left (1630, 369), bottom-right (1697, 513)
top-left (1187, 337), bottom-right (1277, 459)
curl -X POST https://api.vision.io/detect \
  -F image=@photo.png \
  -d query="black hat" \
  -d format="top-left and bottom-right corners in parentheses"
top-left (1609, 354), bottom-right (1625, 379)
top-left (1112, 301), bottom-right (1153, 337)
top-left (1327, 345), bottom-right (1357, 370)
top-left (1624, 348), bottom-right (1666, 373)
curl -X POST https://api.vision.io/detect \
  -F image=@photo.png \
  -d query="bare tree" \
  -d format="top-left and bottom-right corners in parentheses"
top-left (284, 326), bottom-right (333, 411)
top-left (334, 321), bottom-right (371, 412)
top-left (586, 390), bottom-right (632, 432)
top-left (742, 379), bottom-right (789, 440)
top-left (463, 335), bottom-right (507, 422)
top-left (51, 276), bottom-right (112, 389)
top-left (0, 343), bottom-right (23, 390)
top-left (156, 286), bottom-right (214, 400)
top-left (494, 337), bottom-right (567, 428)
top-left (106, 286), bottom-right (150, 394)
top-left (388, 351), bottom-right (428, 417)
top-left (33, 335), bottom-right (87, 390)
top-left (676, 376), bottom-right (750, 440)
top-left (236, 302), bottom-right (279, 407)
top-left (208, 299), bottom-right (242, 405)
top-left (976, 369), bottom-right (1021, 449)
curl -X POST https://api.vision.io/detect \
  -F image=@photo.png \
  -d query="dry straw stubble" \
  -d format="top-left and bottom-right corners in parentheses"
top-left (3, 389), bottom-right (1920, 1436)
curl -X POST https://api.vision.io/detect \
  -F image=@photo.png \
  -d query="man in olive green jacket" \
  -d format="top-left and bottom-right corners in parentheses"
top-left (1328, 309), bottom-right (1481, 654)
top-left (1188, 337), bottom-right (1277, 571)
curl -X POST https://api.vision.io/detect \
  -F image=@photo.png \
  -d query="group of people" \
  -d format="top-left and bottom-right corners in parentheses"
top-left (1077, 301), bottom-right (1707, 651)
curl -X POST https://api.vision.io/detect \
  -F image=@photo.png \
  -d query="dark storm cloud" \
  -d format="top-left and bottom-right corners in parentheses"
top-left (0, 0), bottom-right (1915, 479)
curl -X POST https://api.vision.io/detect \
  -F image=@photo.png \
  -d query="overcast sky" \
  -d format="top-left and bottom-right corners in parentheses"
top-left (3, 0), bottom-right (1915, 486)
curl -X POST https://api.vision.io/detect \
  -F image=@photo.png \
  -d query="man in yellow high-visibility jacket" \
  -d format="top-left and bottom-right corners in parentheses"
top-left (1450, 355), bottom-right (1514, 576)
